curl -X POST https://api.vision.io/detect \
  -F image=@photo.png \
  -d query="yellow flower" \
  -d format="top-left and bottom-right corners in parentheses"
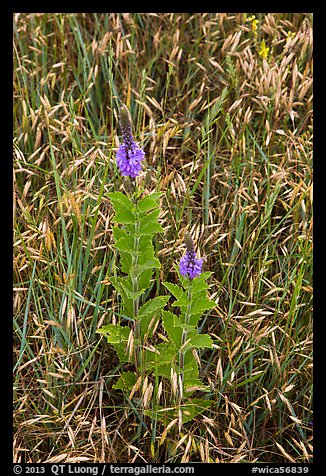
top-left (247, 15), bottom-right (259, 35)
top-left (252, 19), bottom-right (259, 32)
top-left (286, 30), bottom-right (296, 41)
top-left (258, 39), bottom-right (270, 60)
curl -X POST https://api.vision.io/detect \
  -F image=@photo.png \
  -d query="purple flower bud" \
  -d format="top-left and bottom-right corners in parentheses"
top-left (179, 233), bottom-right (203, 279)
top-left (116, 106), bottom-right (145, 178)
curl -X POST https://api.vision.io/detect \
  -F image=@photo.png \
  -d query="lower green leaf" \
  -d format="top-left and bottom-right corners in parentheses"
top-left (113, 371), bottom-right (137, 391)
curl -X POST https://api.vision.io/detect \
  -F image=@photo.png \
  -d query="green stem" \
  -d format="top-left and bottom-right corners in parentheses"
top-left (132, 190), bottom-right (142, 371)
top-left (179, 281), bottom-right (192, 400)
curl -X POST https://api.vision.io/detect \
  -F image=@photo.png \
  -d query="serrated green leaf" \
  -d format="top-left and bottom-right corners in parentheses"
top-left (184, 349), bottom-right (200, 371)
top-left (179, 324), bottom-right (196, 333)
top-left (188, 313), bottom-right (203, 327)
top-left (162, 281), bottom-right (187, 299)
top-left (137, 196), bottom-right (159, 213)
top-left (184, 378), bottom-right (210, 393)
top-left (113, 371), bottom-right (137, 391)
top-left (112, 210), bottom-right (135, 224)
top-left (193, 272), bottom-right (213, 284)
top-left (108, 276), bottom-right (121, 292)
top-left (115, 237), bottom-right (134, 253)
top-left (138, 295), bottom-right (170, 318)
top-left (181, 399), bottom-right (214, 423)
top-left (98, 324), bottom-right (131, 362)
top-left (120, 252), bottom-right (132, 275)
top-left (139, 221), bottom-right (163, 236)
top-left (137, 235), bottom-right (153, 253)
top-left (162, 282), bottom-right (189, 305)
top-left (136, 209), bottom-right (162, 235)
top-left (192, 281), bottom-right (210, 293)
top-left (140, 208), bottom-right (160, 222)
top-left (145, 341), bottom-right (177, 370)
top-left (147, 192), bottom-right (163, 202)
top-left (140, 311), bottom-right (159, 339)
top-left (96, 325), bottom-right (112, 335)
top-left (113, 227), bottom-right (128, 240)
top-left (107, 192), bottom-right (134, 211)
top-left (161, 310), bottom-right (183, 347)
top-left (190, 297), bottom-right (215, 315)
top-left (137, 268), bottom-right (153, 292)
top-left (138, 243), bottom-right (156, 263)
top-left (120, 281), bottom-right (146, 300)
top-left (189, 333), bottom-right (213, 349)
top-left (101, 324), bottom-right (130, 344)
top-left (162, 310), bottom-right (182, 326)
top-left (129, 258), bottom-right (161, 279)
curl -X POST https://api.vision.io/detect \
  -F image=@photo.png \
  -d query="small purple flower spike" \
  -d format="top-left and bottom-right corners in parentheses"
top-left (116, 105), bottom-right (145, 178)
top-left (179, 233), bottom-right (203, 279)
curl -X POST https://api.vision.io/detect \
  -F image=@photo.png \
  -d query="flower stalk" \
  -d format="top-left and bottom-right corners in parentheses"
top-left (178, 233), bottom-right (202, 400)
top-left (132, 198), bottom-right (142, 370)
top-left (178, 284), bottom-right (192, 398)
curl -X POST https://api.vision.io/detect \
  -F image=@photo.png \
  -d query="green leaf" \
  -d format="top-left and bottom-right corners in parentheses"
top-left (110, 277), bottom-right (134, 316)
top-left (190, 297), bottom-right (215, 315)
top-left (144, 399), bottom-right (213, 424)
top-left (120, 252), bottom-right (132, 275)
top-left (140, 311), bottom-right (159, 339)
top-left (140, 208), bottom-right (160, 222)
top-left (97, 324), bottom-right (131, 362)
top-left (137, 196), bottom-right (160, 213)
top-left (101, 324), bottom-right (130, 344)
top-left (120, 281), bottom-right (146, 300)
top-left (112, 210), bottom-right (135, 224)
top-left (137, 235), bottom-right (153, 254)
top-left (152, 363), bottom-right (173, 379)
top-left (135, 209), bottom-right (163, 235)
top-left (192, 272), bottom-right (213, 284)
top-left (115, 237), bottom-right (134, 253)
top-left (147, 192), bottom-right (163, 202)
top-left (179, 323), bottom-right (196, 333)
top-left (189, 333), bottom-right (213, 349)
top-left (183, 349), bottom-right (200, 373)
top-left (113, 227), bottom-right (128, 241)
top-left (107, 192), bottom-right (134, 212)
top-left (137, 268), bottom-right (153, 292)
top-left (191, 273), bottom-right (213, 295)
top-left (162, 282), bottom-right (190, 307)
top-left (192, 281), bottom-right (210, 293)
top-left (139, 220), bottom-right (164, 236)
top-left (129, 258), bottom-right (161, 279)
top-left (96, 325), bottom-right (112, 335)
top-left (113, 371), bottom-right (137, 391)
top-left (161, 310), bottom-right (183, 347)
top-left (144, 341), bottom-right (177, 373)
top-left (181, 398), bottom-right (214, 423)
top-left (138, 295), bottom-right (170, 318)
top-left (184, 378), bottom-right (210, 393)
top-left (138, 243), bottom-right (156, 263)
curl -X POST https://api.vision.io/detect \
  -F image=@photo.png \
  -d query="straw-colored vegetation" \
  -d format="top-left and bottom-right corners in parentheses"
top-left (13, 13), bottom-right (313, 463)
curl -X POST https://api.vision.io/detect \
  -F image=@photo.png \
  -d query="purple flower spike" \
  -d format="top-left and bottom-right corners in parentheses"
top-left (179, 233), bottom-right (203, 280)
top-left (116, 106), bottom-right (145, 178)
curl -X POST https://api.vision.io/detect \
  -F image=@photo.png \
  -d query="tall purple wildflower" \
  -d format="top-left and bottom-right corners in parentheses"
top-left (179, 233), bottom-right (203, 280)
top-left (116, 105), bottom-right (145, 178)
